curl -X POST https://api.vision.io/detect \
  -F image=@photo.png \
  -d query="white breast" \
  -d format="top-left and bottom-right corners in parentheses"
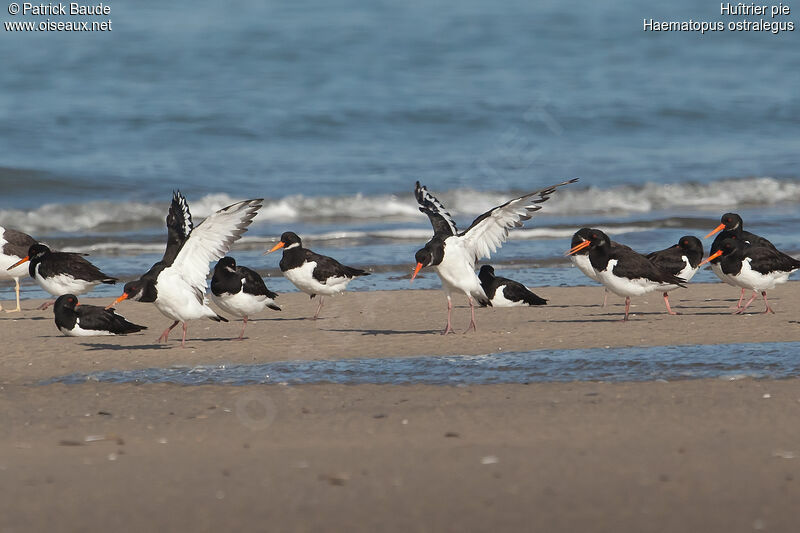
top-left (435, 238), bottom-right (484, 298)
top-left (35, 264), bottom-right (98, 296)
top-left (211, 287), bottom-right (273, 317)
top-left (489, 285), bottom-right (527, 307)
top-left (154, 269), bottom-right (219, 322)
top-left (284, 261), bottom-right (352, 296)
top-left (569, 254), bottom-right (600, 282)
top-left (59, 322), bottom-right (115, 337)
top-left (598, 259), bottom-right (665, 297)
top-left (729, 258), bottom-right (794, 291)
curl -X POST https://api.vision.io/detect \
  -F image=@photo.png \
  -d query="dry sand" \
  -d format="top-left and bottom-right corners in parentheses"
top-left (2, 282), bottom-right (800, 532)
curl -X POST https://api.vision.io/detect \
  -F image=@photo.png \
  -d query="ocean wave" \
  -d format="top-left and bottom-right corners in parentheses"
top-left (1, 177), bottom-right (798, 235)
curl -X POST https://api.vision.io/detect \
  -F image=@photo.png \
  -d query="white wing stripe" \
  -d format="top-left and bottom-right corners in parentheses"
top-left (168, 199), bottom-right (263, 296)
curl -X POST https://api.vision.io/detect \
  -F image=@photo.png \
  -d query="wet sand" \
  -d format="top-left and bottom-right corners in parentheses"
top-left (2, 282), bottom-right (800, 532)
top-left (1, 282), bottom-right (799, 384)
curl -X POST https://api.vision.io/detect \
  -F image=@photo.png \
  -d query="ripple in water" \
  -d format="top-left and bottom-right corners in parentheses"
top-left (42, 342), bottom-right (800, 386)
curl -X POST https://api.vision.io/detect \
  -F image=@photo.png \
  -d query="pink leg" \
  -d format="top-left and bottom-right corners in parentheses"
top-left (158, 320), bottom-right (180, 343)
top-left (761, 291), bottom-right (775, 314)
top-left (441, 296), bottom-right (454, 335)
top-left (602, 289), bottom-right (608, 308)
top-left (622, 296), bottom-right (631, 321)
top-left (663, 292), bottom-right (677, 315)
top-left (730, 288), bottom-right (746, 310)
top-left (464, 297), bottom-right (477, 333)
top-left (313, 296), bottom-right (324, 320)
top-left (237, 316), bottom-right (248, 340)
top-left (734, 291), bottom-right (758, 314)
top-left (180, 322), bottom-right (188, 348)
top-left (37, 300), bottom-right (55, 310)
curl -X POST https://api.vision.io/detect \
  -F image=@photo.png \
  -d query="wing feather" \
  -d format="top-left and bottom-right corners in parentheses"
top-left (169, 199), bottom-right (263, 296)
top-left (459, 178), bottom-right (578, 262)
top-left (414, 181), bottom-right (458, 236)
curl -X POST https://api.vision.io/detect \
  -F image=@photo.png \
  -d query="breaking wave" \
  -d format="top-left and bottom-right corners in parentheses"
top-left (1, 177), bottom-right (798, 235)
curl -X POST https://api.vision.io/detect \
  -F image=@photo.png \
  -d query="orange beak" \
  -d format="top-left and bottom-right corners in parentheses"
top-left (704, 223), bottom-right (725, 239)
top-left (265, 241), bottom-right (285, 254)
top-left (565, 240), bottom-right (590, 256)
top-left (7, 256), bottom-right (29, 270)
top-left (105, 293), bottom-right (129, 310)
top-left (698, 250), bottom-right (723, 267)
top-left (410, 262), bottom-right (423, 283)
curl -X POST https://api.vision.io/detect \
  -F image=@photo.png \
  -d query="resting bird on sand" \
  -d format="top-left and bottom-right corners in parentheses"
top-left (54, 294), bottom-right (146, 336)
top-left (478, 265), bottom-right (547, 307)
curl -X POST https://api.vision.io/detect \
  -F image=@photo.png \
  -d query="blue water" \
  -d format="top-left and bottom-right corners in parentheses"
top-left (1, 0), bottom-right (799, 301)
top-left (43, 342), bottom-right (800, 386)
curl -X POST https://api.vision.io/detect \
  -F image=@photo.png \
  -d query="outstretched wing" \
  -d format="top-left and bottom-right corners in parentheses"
top-left (163, 190), bottom-right (194, 265)
top-left (169, 199), bottom-right (263, 298)
top-left (415, 181), bottom-right (458, 236)
top-left (460, 178), bottom-right (578, 262)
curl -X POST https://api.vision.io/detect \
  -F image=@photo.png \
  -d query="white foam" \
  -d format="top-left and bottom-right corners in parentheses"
top-left (1, 177), bottom-right (798, 235)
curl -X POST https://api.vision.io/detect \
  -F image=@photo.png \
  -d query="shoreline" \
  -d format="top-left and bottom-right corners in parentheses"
top-left (1, 282), bottom-right (799, 385)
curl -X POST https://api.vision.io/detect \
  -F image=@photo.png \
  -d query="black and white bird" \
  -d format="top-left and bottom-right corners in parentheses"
top-left (54, 294), bottom-right (146, 337)
top-left (0, 225), bottom-right (37, 313)
top-left (211, 256), bottom-right (281, 339)
top-left (478, 265), bottom-right (547, 307)
top-left (568, 228), bottom-right (632, 307)
top-left (412, 179), bottom-right (577, 334)
top-left (700, 237), bottom-right (799, 314)
top-left (108, 194), bottom-right (262, 347)
top-left (8, 243), bottom-right (116, 310)
top-left (266, 231), bottom-right (369, 320)
top-left (704, 213), bottom-right (777, 309)
top-left (567, 229), bottom-right (686, 321)
top-left (645, 236), bottom-right (704, 315)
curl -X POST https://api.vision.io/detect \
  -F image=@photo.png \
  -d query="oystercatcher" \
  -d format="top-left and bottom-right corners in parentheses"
top-left (704, 213), bottom-right (776, 309)
top-left (566, 229), bottom-right (686, 321)
top-left (568, 228), bottom-right (631, 307)
top-left (412, 178), bottom-right (577, 334)
top-left (266, 231), bottom-right (369, 319)
top-left (0, 226), bottom-right (36, 313)
top-left (54, 294), bottom-right (146, 336)
top-left (211, 256), bottom-right (281, 339)
top-left (700, 237), bottom-right (799, 314)
top-left (8, 243), bottom-right (116, 310)
top-left (478, 265), bottom-right (547, 307)
top-left (108, 196), bottom-right (263, 347)
top-left (646, 236), bottom-right (704, 315)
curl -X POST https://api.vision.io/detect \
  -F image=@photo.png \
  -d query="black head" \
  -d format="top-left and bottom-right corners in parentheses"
top-left (479, 265), bottom-right (495, 277)
top-left (215, 256), bottom-right (237, 273)
top-left (720, 213), bottom-right (743, 231)
top-left (570, 228), bottom-right (594, 248)
top-left (54, 294), bottom-right (79, 311)
top-left (119, 279), bottom-right (156, 303)
top-left (268, 231), bottom-right (302, 254)
top-left (584, 229), bottom-right (610, 247)
top-left (414, 247), bottom-right (433, 268)
top-left (27, 243), bottom-right (52, 259)
top-left (677, 236), bottom-right (703, 254)
top-left (280, 232), bottom-right (302, 248)
top-left (718, 237), bottom-right (743, 256)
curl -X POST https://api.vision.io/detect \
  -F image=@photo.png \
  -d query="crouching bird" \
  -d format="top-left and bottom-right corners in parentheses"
top-left (54, 294), bottom-right (146, 336)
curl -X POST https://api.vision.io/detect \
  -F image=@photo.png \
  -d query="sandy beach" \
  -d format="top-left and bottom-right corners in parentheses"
top-left (2, 282), bottom-right (800, 532)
